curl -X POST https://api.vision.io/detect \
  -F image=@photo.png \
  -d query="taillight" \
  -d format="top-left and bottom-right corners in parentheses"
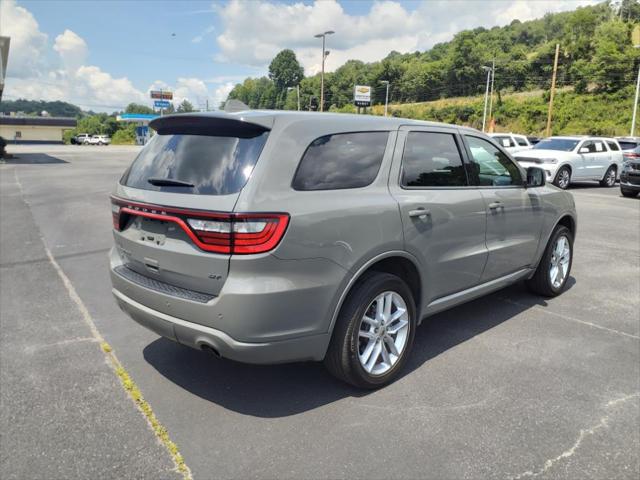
top-left (624, 152), bottom-right (640, 159)
top-left (111, 196), bottom-right (289, 254)
top-left (111, 203), bottom-right (121, 230)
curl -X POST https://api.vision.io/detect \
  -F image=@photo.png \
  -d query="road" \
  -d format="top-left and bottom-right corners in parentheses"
top-left (2, 144), bottom-right (639, 479)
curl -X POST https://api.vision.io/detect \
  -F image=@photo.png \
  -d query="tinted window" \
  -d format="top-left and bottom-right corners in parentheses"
top-left (606, 140), bottom-right (620, 151)
top-left (618, 141), bottom-right (639, 150)
top-left (292, 132), bottom-right (388, 190)
top-left (515, 136), bottom-right (529, 146)
top-left (121, 132), bottom-right (269, 195)
top-left (581, 140), bottom-right (605, 153)
top-left (401, 132), bottom-right (467, 187)
top-left (465, 135), bottom-right (522, 186)
top-left (533, 138), bottom-right (579, 151)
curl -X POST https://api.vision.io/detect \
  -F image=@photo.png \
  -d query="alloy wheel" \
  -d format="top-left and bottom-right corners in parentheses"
top-left (557, 169), bottom-right (570, 189)
top-left (357, 291), bottom-right (410, 376)
top-left (549, 235), bottom-right (571, 289)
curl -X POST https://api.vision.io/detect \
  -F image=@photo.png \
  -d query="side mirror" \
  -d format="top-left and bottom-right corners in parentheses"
top-left (526, 166), bottom-right (545, 188)
top-left (579, 147), bottom-right (589, 154)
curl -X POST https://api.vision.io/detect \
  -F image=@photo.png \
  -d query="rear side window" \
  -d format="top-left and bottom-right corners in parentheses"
top-left (401, 132), bottom-right (468, 187)
top-left (515, 136), bottom-right (529, 147)
top-left (121, 132), bottom-right (269, 195)
top-left (292, 132), bottom-right (388, 190)
top-left (605, 140), bottom-right (620, 151)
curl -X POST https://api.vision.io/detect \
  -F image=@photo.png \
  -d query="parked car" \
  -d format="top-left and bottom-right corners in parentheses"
top-left (514, 136), bottom-right (623, 189)
top-left (488, 132), bottom-right (533, 153)
top-left (109, 112), bottom-right (577, 388)
top-left (620, 146), bottom-right (640, 198)
top-left (615, 136), bottom-right (640, 153)
top-left (71, 133), bottom-right (91, 145)
top-left (88, 134), bottom-right (111, 145)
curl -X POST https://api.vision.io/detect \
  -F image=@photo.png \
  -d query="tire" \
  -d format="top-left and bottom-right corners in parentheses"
top-left (324, 272), bottom-right (417, 389)
top-left (599, 165), bottom-right (617, 187)
top-left (621, 188), bottom-right (638, 198)
top-left (526, 225), bottom-right (573, 297)
top-left (553, 166), bottom-right (571, 190)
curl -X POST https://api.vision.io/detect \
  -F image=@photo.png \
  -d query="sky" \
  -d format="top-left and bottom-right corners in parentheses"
top-left (1, 0), bottom-right (599, 113)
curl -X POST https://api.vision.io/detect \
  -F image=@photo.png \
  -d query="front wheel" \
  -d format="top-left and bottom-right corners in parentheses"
top-left (599, 166), bottom-right (617, 187)
top-left (526, 225), bottom-right (573, 297)
top-left (553, 166), bottom-right (571, 190)
top-left (324, 272), bottom-right (416, 389)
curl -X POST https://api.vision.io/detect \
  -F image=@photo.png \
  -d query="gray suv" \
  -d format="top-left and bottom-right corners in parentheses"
top-left (110, 111), bottom-right (576, 388)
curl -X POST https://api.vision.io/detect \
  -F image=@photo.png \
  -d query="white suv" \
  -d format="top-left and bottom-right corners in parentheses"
top-left (514, 136), bottom-right (623, 189)
top-left (88, 134), bottom-right (111, 146)
top-left (489, 133), bottom-right (532, 153)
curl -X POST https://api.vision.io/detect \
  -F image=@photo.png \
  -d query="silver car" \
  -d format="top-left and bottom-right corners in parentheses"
top-left (110, 111), bottom-right (577, 388)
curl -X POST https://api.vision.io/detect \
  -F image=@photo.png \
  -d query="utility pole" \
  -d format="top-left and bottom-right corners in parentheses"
top-left (380, 80), bottom-right (390, 116)
top-left (546, 43), bottom-right (560, 137)
top-left (314, 30), bottom-right (334, 112)
top-left (481, 66), bottom-right (491, 132)
top-left (631, 41), bottom-right (640, 136)
top-left (488, 58), bottom-right (495, 132)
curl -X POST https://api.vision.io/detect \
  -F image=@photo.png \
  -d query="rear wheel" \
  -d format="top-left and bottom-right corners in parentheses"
top-left (553, 166), bottom-right (571, 190)
top-left (621, 187), bottom-right (638, 198)
top-left (599, 166), bottom-right (617, 187)
top-left (526, 225), bottom-right (573, 297)
top-left (324, 272), bottom-right (416, 389)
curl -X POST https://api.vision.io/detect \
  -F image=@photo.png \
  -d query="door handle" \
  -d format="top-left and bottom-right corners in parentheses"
top-left (409, 208), bottom-right (431, 218)
top-left (488, 201), bottom-right (504, 211)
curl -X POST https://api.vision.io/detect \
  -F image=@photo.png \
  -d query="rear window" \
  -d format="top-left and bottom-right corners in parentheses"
top-left (292, 132), bottom-right (388, 190)
top-left (121, 132), bottom-right (269, 195)
top-left (618, 141), bottom-right (638, 150)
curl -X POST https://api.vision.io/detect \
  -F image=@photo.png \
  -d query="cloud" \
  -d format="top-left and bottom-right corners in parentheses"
top-left (54, 29), bottom-right (89, 72)
top-left (192, 25), bottom-right (216, 44)
top-left (214, 0), bottom-right (599, 74)
top-left (0, 0), bottom-right (48, 78)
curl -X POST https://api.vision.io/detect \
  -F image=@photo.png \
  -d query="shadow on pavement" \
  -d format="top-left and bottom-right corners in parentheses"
top-left (143, 277), bottom-right (575, 418)
top-left (2, 153), bottom-right (68, 164)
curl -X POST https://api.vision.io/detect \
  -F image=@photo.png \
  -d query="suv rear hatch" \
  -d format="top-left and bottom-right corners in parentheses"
top-left (111, 114), bottom-right (286, 298)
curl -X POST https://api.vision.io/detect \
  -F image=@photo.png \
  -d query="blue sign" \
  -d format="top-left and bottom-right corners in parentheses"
top-left (154, 100), bottom-right (170, 109)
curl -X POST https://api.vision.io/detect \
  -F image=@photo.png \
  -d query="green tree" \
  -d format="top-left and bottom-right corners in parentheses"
top-left (268, 49), bottom-right (304, 108)
top-left (591, 20), bottom-right (634, 92)
top-left (177, 100), bottom-right (195, 113)
top-left (125, 103), bottom-right (154, 114)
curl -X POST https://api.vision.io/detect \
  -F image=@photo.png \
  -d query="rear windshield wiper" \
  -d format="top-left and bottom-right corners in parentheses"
top-left (147, 177), bottom-right (195, 188)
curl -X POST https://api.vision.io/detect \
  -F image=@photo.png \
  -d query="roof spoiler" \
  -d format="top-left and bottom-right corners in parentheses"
top-left (149, 113), bottom-right (270, 138)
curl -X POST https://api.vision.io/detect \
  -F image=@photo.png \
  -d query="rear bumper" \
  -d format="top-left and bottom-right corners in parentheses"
top-left (113, 288), bottom-right (330, 364)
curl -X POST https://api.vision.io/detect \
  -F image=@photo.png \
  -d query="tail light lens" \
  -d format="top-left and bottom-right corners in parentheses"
top-left (111, 196), bottom-right (289, 254)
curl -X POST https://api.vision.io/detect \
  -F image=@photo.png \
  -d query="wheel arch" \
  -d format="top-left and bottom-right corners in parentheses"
top-left (327, 251), bottom-right (423, 338)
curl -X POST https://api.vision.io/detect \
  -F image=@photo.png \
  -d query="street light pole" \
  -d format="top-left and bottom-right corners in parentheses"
top-left (314, 30), bottom-right (334, 112)
top-left (481, 66), bottom-right (491, 132)
top-left (487, 58), bottom-right (495, 131)
top-left (380, 80), bottom-right (390, 116)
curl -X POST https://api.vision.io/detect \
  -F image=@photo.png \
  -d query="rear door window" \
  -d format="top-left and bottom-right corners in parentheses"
top-left (121, 132), bottom-right (269, 195)
top-left (401, 132), bottom-right (468, 187)
top-left (292, 132), bottom-right (388, 190)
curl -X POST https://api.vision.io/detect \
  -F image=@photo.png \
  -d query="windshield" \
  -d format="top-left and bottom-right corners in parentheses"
top-left (532, 138), bottom-right (579, 152)
top-left (121, 132), bottom-right (269, 195)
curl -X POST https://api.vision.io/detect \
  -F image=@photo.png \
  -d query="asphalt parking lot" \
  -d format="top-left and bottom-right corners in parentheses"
top-left (1, 144), bottom-right (639, 480)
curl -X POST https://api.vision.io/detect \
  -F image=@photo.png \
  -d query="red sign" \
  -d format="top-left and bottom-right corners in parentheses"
top-left (150, 90), bottom-right (173, 100)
